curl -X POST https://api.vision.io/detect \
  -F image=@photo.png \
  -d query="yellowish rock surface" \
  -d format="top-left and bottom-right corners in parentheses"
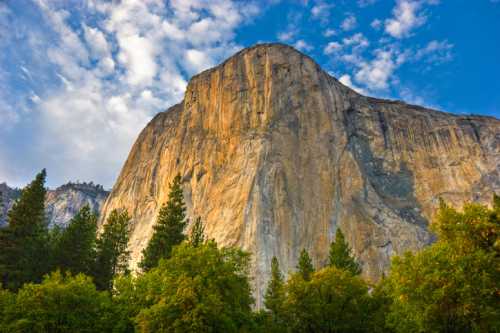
top-left (100, 44), bottom-right (500, 306)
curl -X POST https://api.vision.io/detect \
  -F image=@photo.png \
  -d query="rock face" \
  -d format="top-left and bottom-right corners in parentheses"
top-left (45, 183), bottom-right (109, 227)
top-left (0, 182), bottom-right (109, 227)
top-left (100, 44), bottom-right (500, 306)
top-left (0, 183), bottom-right (21, 226)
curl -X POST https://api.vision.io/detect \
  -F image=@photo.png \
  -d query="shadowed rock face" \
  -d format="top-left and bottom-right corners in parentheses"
top-left (0, 182), bottom-right (108, 227)
top-left (45, 183), bottom-right (109, 227)
top-left (100, 44), bottom-right (500, 306)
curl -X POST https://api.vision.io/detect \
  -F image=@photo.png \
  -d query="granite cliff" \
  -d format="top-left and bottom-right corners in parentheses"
top-left (100, 44), bottom-right (500, 305)
top-left (0, 182), bottom-right (108, 227)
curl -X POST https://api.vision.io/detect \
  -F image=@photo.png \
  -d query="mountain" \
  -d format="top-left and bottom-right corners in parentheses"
top-left (45, 182), bottom-right (109, 227)
top-left (0, 182), bottom-right (109, 227)
top-left (100, 43), bottom-right (500, 305)
top-left (0, 183), bottom-right (21, 226)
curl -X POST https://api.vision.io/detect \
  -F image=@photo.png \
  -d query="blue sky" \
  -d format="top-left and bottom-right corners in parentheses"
top-left (0, 0), bottom-right (499, 188)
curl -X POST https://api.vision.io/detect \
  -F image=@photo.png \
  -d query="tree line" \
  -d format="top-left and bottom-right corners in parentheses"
top-left (0, 169), bottom-right (498, 332)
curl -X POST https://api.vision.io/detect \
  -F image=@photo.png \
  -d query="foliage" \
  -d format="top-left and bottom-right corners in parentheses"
top-left (0, 271), bottom-right (114, 333)
top-left (189, 216), bottom-right (205, 247)
top-left (120, 241), bottom-right (254, 332)
top-left (94, 209), bottom-right (131, 291)
top-left (139, 174), bottom-right (187, 272)
top-left (328, 229), bottom-right (361, 275)
top-left (296, 248), bottom-right (314, 281)
top-left (0, 169), bottom-right (50, 290)
top-left (284, 266), bottom-right (373, 333)
top-left (263, 257), bottom-right (286, 332)
top-left (385, 196), bottom-right (500, 332)
top-left (53, 205), bottom-right (97, 276)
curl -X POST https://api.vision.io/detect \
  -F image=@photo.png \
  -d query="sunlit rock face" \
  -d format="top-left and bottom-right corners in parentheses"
top-left (0, 182), bottom-right (108, 228)
top-left (100, 44), bottom-right (500, 306)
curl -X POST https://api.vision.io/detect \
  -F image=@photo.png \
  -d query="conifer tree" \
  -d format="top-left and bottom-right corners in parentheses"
top-left (264, 257), bottom-right (285, 319)
top-left (297, 248), bottom-right (314, 281)
top-left (94, 209), bottom-right (131, 291)
top-left (189, 216), bottom-right (205, 247)
top-left (54, 205), bottom-right (97, 275)
top-left (139, 174), bottom-right (187, 272)
top-left (328, 228), bottom-right (361, 275)
top-left (0, 169), bottom-right (49, 290)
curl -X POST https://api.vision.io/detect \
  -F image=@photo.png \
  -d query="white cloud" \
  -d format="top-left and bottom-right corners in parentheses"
top-left (311, 2), bottom-right (334, 22)
top-left (324, 41), bottom-right (342, 55)
top-left (185, 49), bottom-right (213, 73)
top-left (384, 0), bottom-right (426, 38)
top-left (0, 0), bottom-right (260, 187)
top-left (341, 15), bottom-right (357, 31)
top-left (343, 33), bottom-right (369, 48)
top-left (338, 74), bottom-right (367, 94)
top-left (278, 30), bottom-right (296, 42)
top-left (354, 48), bottom-right (407, 90)
top-left (83, 25), bottom-right (111, 59)
top-left (323, 28), bottom-right (336, 37)
top-left (371, 19), bottom-right (382, 30)
top-left (294, 39), bottom-right (313, 52)
top-left (415, 40), bottom-right (454, 63)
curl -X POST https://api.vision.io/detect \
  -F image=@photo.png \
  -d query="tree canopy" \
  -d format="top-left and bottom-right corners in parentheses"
top-left (139, 174), bottom-right (187, 272)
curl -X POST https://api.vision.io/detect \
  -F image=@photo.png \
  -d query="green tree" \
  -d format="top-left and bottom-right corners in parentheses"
top-left (139, 174), bottom-right (187, 272)
top-left (264, 257), bottom-right (286, 332)
top-left (54, 205), bottom-right (97, 276)
top-left (328, 229), bottom-right (361, 275)
top-left (385, 196), bottom-right (500, 333)
top-left (0, 169), bottom-right (50, 290)
top-left (284, 266), bottom-right (373, 333)
top-left (94, 209), bottom-right (131, 291)
top-left (0, 271), bottom-right (114, 333)
top-left (119, 241), bottom-right (254, 332)
top-left (189, 216), bottom-right (205, 247)
top-left (297, 248), bottom-right (314, 281)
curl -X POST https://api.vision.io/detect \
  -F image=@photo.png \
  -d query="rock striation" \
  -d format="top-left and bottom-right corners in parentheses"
top-left (0, 182), bottom-right (108, 227)
top-left (100, 44), bottom-right (500, 306)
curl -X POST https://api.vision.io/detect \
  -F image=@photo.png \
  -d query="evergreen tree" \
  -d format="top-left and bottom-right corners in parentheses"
top-left (329, 229), bottom-right (361, 275)
top-left (264, 257), bottom-right (286, 332)
top-left (94, 209), bottom-right (131, 291)
top-left (297, 248), bottom-right (314, 281)
top-left (0, 169), bottom-right (50, 290)
top-left (54, 205), bottom-right (97, 275)
top-left (189, 216), bottom-right (205, 247)
top-left (139, 174), bottom-right (187, 272)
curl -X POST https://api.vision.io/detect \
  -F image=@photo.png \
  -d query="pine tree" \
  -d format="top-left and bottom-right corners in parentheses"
top-left (54, 205), bottom-right (97, 275)
top-left (0, 169), bottom-right (50, 290)
top-left (297, 248), bottom-right (314, 281)
top-left (264, 257), bottom-right (285, 318)
top-left (139, 174), bottom-right (187, 272)
top-left (94, 209), bottom-right (131, 291)
top-left (189, 216), bottom-right (205, 247)
top-left (328, 228), bottom-right (361, 275)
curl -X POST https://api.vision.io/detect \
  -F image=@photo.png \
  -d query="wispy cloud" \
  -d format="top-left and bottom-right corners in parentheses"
top-left (0, 0), bottom-right (261, 187)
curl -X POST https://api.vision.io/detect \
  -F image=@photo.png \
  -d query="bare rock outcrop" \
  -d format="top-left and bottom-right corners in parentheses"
top-left (100, 44), bottom-right (500, 305)
top-left (0, 182), bottom-right (108, 227)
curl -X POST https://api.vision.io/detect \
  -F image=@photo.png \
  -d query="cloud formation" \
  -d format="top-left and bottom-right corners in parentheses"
top-left (0, 0), bottom-right (259, 187)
